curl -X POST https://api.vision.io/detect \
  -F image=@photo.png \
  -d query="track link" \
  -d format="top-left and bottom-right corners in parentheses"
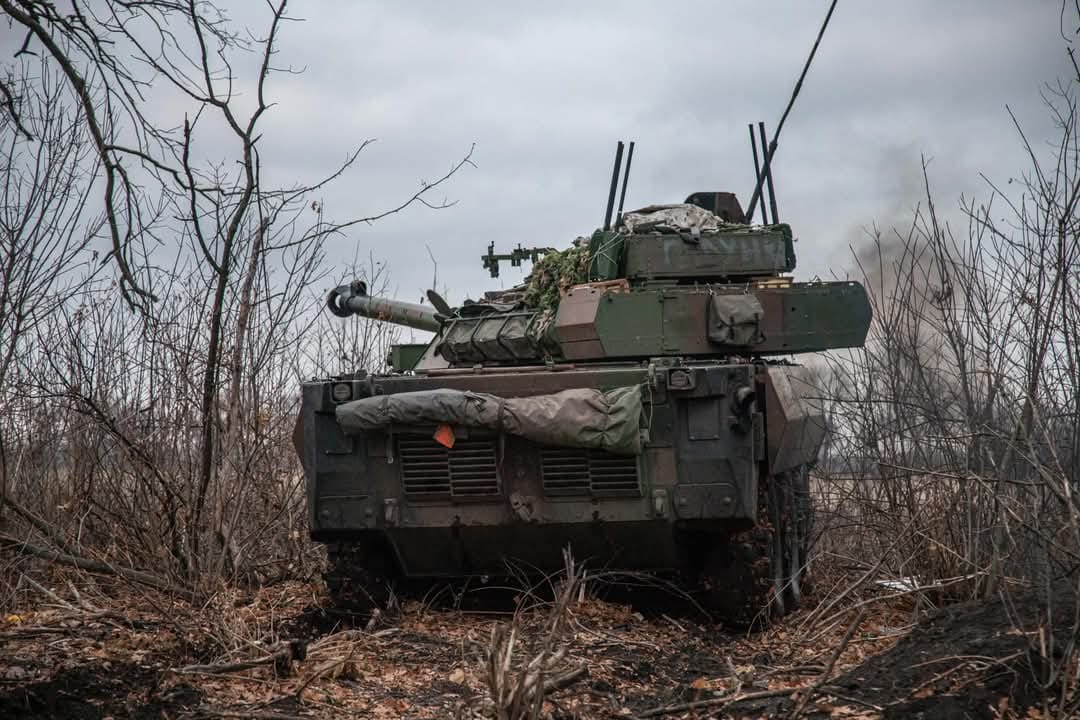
top-left (699, 466), bottom-right (813, 627)
top-left (324, 542), bottom-right (393, 615)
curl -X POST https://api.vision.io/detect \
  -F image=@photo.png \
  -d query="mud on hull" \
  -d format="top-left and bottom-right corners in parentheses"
top-left (320, 468), bottom-right (811, 626)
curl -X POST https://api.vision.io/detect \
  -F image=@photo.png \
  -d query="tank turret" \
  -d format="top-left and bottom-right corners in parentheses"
top-left (327, 196), bottom-right (872, 370)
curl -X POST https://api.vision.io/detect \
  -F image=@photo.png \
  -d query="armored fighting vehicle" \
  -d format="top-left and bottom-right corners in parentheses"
top-left (296, 146), bottom-right (872, 624)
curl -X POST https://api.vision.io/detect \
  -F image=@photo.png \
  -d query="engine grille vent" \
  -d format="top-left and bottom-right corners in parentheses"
top-left (540, 447), bottom-right (640, 497)
top-left (398, 438), bottom-right (499, 498)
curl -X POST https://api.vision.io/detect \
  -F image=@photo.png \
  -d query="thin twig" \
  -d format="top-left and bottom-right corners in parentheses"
top-left (790, 608), bottom-right (866, 718)
top-left (634, 688), bottom-right (794, 719)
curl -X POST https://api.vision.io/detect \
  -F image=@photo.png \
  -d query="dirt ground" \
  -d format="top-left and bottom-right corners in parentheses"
top-left (0, 574), bottom-right (1075, 719)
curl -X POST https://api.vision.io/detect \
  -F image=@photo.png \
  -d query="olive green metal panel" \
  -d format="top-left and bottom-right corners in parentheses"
top-left (764, 365), bottom-right (827, 473)
top-left (660, 292), bottom-right (711, 355)
top-left (571, 282), bottom-right (871, 359)
top-left (388, 343), bottom-right (429, 372)
top-left (623, 224), bottom-right (795, 280)
top-left (764, 282), bottom-right (872, 352)
top-left (706, 282), bottom-right (872, 354)
top-left (591, 291), bottom-right (664, 357)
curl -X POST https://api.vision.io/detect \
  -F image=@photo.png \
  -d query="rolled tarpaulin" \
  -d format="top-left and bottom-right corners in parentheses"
top-left (335, 385), bottom-right (643, 455)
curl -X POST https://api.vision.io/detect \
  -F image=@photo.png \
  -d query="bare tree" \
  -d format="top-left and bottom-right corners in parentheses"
top-left (0, 1), bottom-right (470, 594)
top-left (0, 54), bottom-right (99, 516)
top-left (816, 21), bottom-right (1080, 713)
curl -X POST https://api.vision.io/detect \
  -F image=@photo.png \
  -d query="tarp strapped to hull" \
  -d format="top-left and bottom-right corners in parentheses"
top-left (336, 386), bottom-right (644, 455)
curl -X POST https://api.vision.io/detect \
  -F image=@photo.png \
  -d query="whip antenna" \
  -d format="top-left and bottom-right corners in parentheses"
top-left (745, 0), bottom-right (839, 223)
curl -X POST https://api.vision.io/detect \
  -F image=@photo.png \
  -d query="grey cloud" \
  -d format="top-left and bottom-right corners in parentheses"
top-left (3, 1), bottom-right (1071, 303)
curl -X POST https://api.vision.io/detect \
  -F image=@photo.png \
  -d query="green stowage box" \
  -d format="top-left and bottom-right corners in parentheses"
top-left (388, 343), bottom-right (428, 372)
top-left (588, 224), bottom-right (795, 283)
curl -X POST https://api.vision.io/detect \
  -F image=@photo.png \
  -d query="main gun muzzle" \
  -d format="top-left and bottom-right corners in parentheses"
top-left (326, 281), bottom-right (441, 333)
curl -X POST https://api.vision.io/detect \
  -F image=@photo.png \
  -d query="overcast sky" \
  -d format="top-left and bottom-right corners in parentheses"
top-left (246, 0), bottom-right (1071, 311)
top-left (16, 1), bottom-right (1070, 318)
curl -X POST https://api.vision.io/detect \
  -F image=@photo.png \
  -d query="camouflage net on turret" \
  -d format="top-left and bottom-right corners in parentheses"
top-left (523, 244), bottom-right (590, 312)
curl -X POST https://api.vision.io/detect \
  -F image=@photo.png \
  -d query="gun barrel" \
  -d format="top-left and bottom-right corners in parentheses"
top-left (327, 283), bottom-right (441, 332)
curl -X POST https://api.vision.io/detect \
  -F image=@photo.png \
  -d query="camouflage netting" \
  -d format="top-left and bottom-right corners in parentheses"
top-left (522, 243), bottom-right (590, 312)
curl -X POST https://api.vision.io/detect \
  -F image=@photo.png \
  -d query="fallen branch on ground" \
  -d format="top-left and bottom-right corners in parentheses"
top-left (0, 532), bottom-right (193, 601)
top-left (542, 665), bottom-right (588, 694)
top-left (178, 640), bottom-right (307, 677)
top-left (192, 708), bottom-right (308, 720)
top-left (634, 688), bottom-right (795, 719)
top-left (790, 607), bottom-right (866, 718)
top-left (0, 494), bottom-right (79, 557)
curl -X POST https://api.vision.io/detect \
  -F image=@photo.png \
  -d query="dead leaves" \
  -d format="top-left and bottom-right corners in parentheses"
top-left (3, 573), bottom-right (1074, 719)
